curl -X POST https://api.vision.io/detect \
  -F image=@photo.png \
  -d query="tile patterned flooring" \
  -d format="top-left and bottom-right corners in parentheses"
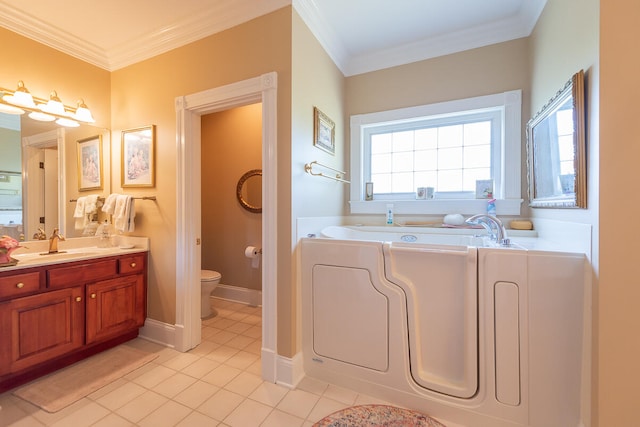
top-left (0, 298), bottom-right (403, 427)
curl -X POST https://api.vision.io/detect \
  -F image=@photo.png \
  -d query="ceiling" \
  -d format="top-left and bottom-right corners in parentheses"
top-left (0, 0), bottom-right (546, 76)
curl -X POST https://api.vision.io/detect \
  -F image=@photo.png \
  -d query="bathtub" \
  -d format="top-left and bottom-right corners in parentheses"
top-left (320, 224), bottom-right (490, 246)
top-left (300, 226), bottom-right (589, 427)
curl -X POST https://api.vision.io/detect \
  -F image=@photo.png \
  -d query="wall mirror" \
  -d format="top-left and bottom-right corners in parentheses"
top-left (0, 113), bottom-right (110, 239)
top-left (526, 69), bottom-right (586, 208)
top-left (236, 169), bottom-right (262, 213)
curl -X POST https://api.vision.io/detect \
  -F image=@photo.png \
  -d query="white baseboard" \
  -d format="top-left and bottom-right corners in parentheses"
top-left (212, 284), bottom-right (262, 306)
top-left (276, 352), bottom-right (305, 389)
top-left (139, 317), bottom-right (176, 349)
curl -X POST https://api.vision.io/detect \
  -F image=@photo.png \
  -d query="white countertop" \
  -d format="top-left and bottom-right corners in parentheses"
top-left (1, 236), bottom-right (149, 272)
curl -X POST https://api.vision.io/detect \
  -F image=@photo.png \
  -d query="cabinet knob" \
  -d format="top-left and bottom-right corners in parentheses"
top-left (130, 262), bottom-right (136, 268)
top-left (16, 282), bottom-right (24, 289)
top-left (75, 296), bottom-right (82, 302)
top-left (90, 293), bottom-right (96, 299)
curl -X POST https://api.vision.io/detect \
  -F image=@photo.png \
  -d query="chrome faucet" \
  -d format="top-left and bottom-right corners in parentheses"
top-left (48, 228), bottom-right (65, 253)
top-left (465, 214), bottom-right (510, 246)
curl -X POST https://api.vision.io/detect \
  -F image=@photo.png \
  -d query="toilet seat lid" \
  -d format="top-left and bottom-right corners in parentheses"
top-left (201, 270), bottom-right (221, 281)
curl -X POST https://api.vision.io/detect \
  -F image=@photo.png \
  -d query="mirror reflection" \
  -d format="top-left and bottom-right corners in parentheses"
top-left (526, 70), bottom-right (586, 208)
top-left (0, 113), bottom-right (110, 240)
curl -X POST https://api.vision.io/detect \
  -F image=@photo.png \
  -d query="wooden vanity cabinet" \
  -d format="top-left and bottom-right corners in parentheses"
top-left (86, 255), bottom-right (146, 344)
top-left (0, 252), bottom-right (147, 392)
top-left (0, 286), bottom-right (85, 376)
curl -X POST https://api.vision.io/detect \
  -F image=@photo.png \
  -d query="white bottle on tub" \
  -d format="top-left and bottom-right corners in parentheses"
top-left (386, 204), bottom-right (394, 226)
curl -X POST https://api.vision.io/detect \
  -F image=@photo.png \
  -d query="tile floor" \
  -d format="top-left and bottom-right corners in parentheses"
top-left (0, 298), bottom-right (411, 427)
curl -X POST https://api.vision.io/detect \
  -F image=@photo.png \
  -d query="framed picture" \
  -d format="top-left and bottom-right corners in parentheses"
top-left (77, 135), bottom-right (103, 191)
top-left (121, 125), bottom-right (156, 187)
top-left (313, 107), bottom-right (335, 155)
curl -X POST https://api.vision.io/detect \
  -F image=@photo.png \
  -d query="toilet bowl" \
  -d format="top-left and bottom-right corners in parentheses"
top-left (201, 270), bottom-right (221, 318)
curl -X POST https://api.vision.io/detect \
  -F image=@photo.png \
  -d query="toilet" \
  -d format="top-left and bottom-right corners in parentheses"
top-left (201, 270), bottom-right (221, 318)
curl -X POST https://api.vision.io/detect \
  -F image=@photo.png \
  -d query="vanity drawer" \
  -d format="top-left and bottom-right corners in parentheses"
top-left (48, 259), bottom-right (118, 288)
top-left (118, 254), bottom-right (145, 275)
top-left (0, 272), bottom-right (41, 299)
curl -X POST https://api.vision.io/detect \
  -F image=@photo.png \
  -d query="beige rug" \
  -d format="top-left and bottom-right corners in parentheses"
top-left (13, 345), bottom-right (158, 413)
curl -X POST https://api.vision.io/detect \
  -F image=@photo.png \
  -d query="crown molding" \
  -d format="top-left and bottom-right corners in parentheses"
top-left (107, 0), bottom-right (290, 70)
top-left (295, 0), bottom-right (547, 77)
top-left (344, 8), bottom-right (540, 77)
top-left (293, 0), bottom-right (350, 74)
top-left (0, 3), bottom-right (108, 69)
top-left (0, 0), bottom-right (290, 71)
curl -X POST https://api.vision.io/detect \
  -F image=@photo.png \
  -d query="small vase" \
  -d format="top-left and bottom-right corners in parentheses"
top-left (0, 248), bottom-right (17, 266)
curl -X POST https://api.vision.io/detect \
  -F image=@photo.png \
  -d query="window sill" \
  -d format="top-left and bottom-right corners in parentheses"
top-left (349, 199), bottom-right (523, 216)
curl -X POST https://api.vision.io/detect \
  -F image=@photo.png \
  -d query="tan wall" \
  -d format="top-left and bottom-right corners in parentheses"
top-left (0, 27), bottom-right (111, 235)
top-left (110, 7), bottom-right (293, 355)
top-left (600, 3), bottom-right (638, 426)
top-left (292, 11), bottom-right (347, 218)
top-left (201, 104), bottom-right (262, 291)
top-left (291, 10), bottom-right (346, 351)
top-left (0, 27), bottom-right (111, 130)
top-left (528, 0), bottom-right (599, 226)
top-left (345, 38), bottom-right (531, 213)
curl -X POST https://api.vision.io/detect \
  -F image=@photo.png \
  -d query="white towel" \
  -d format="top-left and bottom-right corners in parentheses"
top-left (74, 196), bottom-right (87, 230)
top-left (84, 195), bottom-right (99, 215)
top-left (102, 193), bottom-right (119, 214)
top-left (125, 199), bottom-right (136, 232)
top-left (74, 196), bottom-right (86, 218)
top-left (114, 195), bottom-right (135, 233)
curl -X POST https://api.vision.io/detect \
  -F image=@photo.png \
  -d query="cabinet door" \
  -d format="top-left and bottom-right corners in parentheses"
top-left (86, 274), bottom-right (145, 344)
top-left (0, 287), bottom-right (84, 376)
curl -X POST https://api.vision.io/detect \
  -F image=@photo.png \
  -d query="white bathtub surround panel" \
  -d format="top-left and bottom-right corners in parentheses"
top-left (526, 252), bottom-right (587, 427)
top-left (479, 249), bottom-right (530, 425)
top-left (530, 218), bottom-right (592, 258)
top-left (300, 234), bottom-right (590, 427)
top-left (301, 239), bottom-right (410, 381)
top-left (384, 243), bottom-right (478, 398)
top-left (312, 265), bottom-right (389, 371)
top-left (493, 282), bottom-right (521, 406)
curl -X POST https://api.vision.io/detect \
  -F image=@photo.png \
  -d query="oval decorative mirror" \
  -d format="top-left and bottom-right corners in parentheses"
top-left (236, 169), bottom-right (262, 213)
top-left (526, 69), bottom-right (586, 208)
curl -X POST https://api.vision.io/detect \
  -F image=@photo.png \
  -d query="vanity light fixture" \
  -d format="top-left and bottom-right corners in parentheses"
top-left (0, 80), bottom-right (96, 128)
top-left (2, 80), bottom-right (36, 109)
top-left (73, 99), bottom-right (95, 123)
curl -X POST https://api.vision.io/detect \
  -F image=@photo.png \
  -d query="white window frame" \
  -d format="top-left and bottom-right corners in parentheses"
top-left (350, 90), bottom-right (523, 216)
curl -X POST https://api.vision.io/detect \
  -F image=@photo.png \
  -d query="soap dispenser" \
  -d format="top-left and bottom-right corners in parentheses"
top-left (96, 220), bottom-right (113, 247)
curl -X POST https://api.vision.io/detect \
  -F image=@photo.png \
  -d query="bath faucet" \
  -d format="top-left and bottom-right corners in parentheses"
top-left (48, 228), bottom-right (65, 253)
top-left (465, 214), bottom-right (509, 246)
top-left (33, 227), bottom-right (47, 240)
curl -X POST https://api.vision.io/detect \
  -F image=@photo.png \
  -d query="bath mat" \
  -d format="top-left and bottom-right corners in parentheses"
top-left (314, 404), bottom-right (446, 427)
top-left (13, 345), bottom-right (157, 413)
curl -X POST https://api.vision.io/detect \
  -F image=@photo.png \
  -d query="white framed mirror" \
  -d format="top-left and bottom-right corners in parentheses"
top-left (526, 70), bottom-right (586, 208)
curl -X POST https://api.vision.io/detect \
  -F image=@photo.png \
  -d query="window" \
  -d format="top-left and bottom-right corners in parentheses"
top-left (350, 90), bottom-right (522, 215)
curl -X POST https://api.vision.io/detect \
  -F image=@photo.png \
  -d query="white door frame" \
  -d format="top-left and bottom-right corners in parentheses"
top-left (175, 72), bottom-right (278, 382)
top-left (21, 128), bottom-right (66, 238)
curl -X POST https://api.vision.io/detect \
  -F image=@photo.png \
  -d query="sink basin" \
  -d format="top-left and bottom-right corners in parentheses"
top-left (12, 247), bottom-right (117, 265)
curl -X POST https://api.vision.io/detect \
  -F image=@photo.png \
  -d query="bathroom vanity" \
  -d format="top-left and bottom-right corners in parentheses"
top-left (0, 239), bottom-right (148, 393)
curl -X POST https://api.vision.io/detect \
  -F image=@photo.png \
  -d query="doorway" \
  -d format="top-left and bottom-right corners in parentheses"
top-left (175, 72), bottom-right (278, 382)
top-left (201, 104), bottom-right (262, 300)
top-left (22, 128), bottom-right (66, 238)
